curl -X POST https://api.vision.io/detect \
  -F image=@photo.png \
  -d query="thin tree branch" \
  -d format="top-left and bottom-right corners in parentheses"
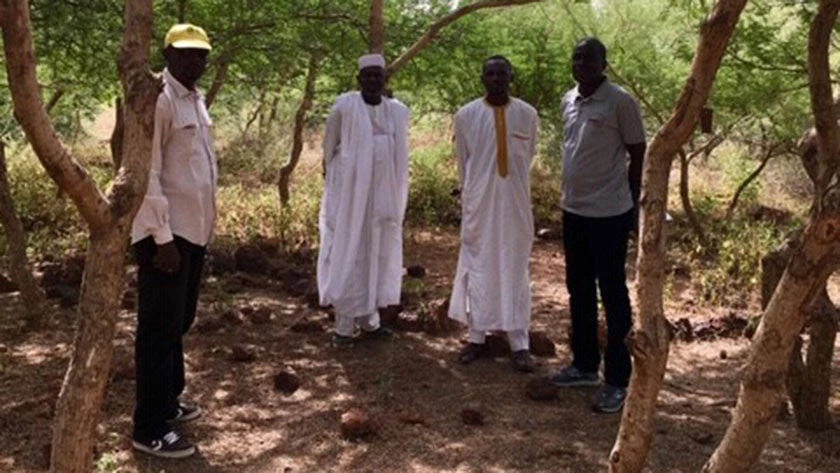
top-left (388, 0), bottom-right (545, 76)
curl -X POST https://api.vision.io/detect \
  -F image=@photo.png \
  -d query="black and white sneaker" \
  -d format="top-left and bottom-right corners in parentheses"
top-left (168, 403), bottom-right (202, 423)
top-left (132, 430), bottom-right (195, 459)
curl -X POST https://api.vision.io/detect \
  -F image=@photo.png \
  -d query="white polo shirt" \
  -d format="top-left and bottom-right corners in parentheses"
top-left (561, 78), bottom-right (645, 218)
top-left (131, 69), bottom-right (218, 246)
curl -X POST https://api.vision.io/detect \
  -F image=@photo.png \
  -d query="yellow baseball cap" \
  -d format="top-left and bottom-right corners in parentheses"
top-left (164, 23), bottom-right (211, 50)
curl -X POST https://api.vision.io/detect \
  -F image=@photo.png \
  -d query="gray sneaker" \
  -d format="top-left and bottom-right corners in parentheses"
top-left (547, 365), bottom-right (600, 387)
top-left (132, 430), bottom-right (195, 459)
top-left (592, 384), bottom-right (627, 413)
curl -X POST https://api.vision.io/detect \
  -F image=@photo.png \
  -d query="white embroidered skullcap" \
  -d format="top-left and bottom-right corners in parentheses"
top-left (358, 54), bottom-right (386, 71)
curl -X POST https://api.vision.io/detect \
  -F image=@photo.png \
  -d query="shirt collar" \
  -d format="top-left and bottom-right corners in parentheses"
top-left (573, 77), bottom-right (611, 103)
top-left (163, 68), bottom-right (200, 99)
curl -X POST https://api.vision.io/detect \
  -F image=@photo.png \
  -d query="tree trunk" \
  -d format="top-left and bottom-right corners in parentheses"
top-left (703, 2), bottom-right (840, 471)
top-left (0, 140), bottom-right (46, 325)
top-left (279, 53), bottom-right (319, 207)
top-left (178, 0), bottom-right (187, 22)
top-left (1, 1), bottom-right (158, 471)
top-left (110, 97), bottom-right (124, 171)
top-left (609, 2), bottom-right (748, 472)
top-left (205, 55), bottom-right (229, 109)
top-left (788, 289), bottom-right (837, 430)
top-left (50, 228), bottom-right (126, 472)
top-left (369, 0), bottom-right (385, 54)
top-left (761, 233), bottom-right (837, 431)
top-left (727, 146), bottom-right (777, 217)
top-left (678, 149), bottom-right (706, 245)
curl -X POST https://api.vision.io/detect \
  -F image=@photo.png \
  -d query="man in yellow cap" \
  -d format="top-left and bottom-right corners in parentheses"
top-left (130, 23), bottom-right (215, 459)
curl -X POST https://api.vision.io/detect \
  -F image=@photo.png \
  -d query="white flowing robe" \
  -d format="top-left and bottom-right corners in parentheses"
top-left (317, 92), bottom-right (411, 318)
top-left (448, 98), bottom-right (539, 332)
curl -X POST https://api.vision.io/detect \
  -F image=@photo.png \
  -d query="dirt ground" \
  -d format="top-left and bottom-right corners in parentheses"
top-left (1, 228), bottom-right (838, 473)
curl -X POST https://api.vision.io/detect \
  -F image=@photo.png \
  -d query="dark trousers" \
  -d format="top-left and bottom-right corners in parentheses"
top-left (133, 236), bottom-right (206, 441)
top-left (563, 209), bottom-right (633, 388)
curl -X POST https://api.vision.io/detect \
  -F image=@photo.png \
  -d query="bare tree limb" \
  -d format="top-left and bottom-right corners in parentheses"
top-left (388, 0), bottom-right (545, 76)
top-left (369, 0), bottom-right (386, 54)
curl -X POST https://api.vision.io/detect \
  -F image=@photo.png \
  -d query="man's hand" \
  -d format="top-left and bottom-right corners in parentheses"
top-left (153, 241), bottom-right (181, 274)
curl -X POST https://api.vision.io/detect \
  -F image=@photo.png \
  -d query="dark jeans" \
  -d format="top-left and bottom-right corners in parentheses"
top-left (563, 209), bottom-right (633, 388)
top-left (133, 236), bottom-right (206, 441)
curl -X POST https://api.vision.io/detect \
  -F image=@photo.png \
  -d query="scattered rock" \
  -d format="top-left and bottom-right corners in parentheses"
top-left (693, 313), bottom-right (748, 340)
top-left (526, 378), bottom-right (558, 401)
top-left (194, 316), bottom-right (225, 333)
top-left (39, 256), bottom-right (84, 288)
top-left (288, 278), bottom-right (311, 297)
top-left (379, 305), bottom-right (402, 326)
top-left (536, 227), bottom-right (562, 241)
top-left (750, 205), bottom-right (793, 226)
top-left (289, 319), bottom-right (324, 333)
top-left (46, 284), bottom-right (79, 308)
top-left (273, 370), bottom-right (301, 395)
top-left (340, 408), bottom-right (374, 439)
top-left (688, 431), bottom-right (714, 445)
top-left (207, 249), bottom-right (237, 276)
top-left (223, 278), bottom-right (245, 294)
top-left (0, 273), bottom-right (18, 293)
top-left (406, 265), bottom-right (426, 278)
top-left (674, 318), bottom-right (694, 341)
top-left (221, 309), bottom-right (245, 325)
top-left (230, 344), bottom-right (257, 363)
top-left (254, 236), bottom-right (281, 256)
top-left (529, 331), bottom-right (556, 358)
top-left (398, 411), bottom-right (426, 425)
top-left (234, 244), bottom-right (271, 275)
top-left (461, 405), bottom-right (485, 426)
top-left (250, 306), bottom-right (273, 324)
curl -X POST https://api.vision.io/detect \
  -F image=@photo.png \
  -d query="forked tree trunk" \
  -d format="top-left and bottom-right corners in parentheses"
top-left (0, 1), bottom-right (159, 472)
top-left (0, 140), bottom-right (45, 325)
top-left (279, 53), bottom-right (320, 206)
top-left (703, 2), bottom-right (840, 471)
top-left (608, 1), bottom-right (748, 472)
top-left (727, 146), bottom-right (778, 217)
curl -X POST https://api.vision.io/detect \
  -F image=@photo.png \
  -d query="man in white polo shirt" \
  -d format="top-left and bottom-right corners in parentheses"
top-left (130, 24), bottom-right (216, 458)
top-left (549, 38), bottom-right (646, 414)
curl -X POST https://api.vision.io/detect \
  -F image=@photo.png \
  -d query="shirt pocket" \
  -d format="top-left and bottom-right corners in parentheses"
top-left (511, 130), bottom-right (532, 159)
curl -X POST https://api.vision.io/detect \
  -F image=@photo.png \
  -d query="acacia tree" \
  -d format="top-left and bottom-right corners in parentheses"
top-left (0, 1), bottom-right (159, 472)
top-left (702, 6), bottom-right (840, 468)
top-left (608, 1), bottom-right (749, 472)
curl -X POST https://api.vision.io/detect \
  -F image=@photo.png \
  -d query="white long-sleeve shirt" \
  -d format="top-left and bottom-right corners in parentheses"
top-left (131, 69), bottom-right (218, 246)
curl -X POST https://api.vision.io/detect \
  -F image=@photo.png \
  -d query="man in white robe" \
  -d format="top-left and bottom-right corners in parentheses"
top-left (317, 54), bottom-right (411, 347)
top-left (449, 56), bottom-right (539, 372)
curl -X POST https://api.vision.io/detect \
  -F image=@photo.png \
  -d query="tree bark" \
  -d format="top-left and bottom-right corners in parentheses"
top-left (387, 0), bottom-right (544, 76)
top-left (608, 2), bottom-right (748, 472)
top-left (703, 2), bottom-right (840, 471)
top-left (0, 140), bottom-right (46, 325)
top-left (369, 0), bottom-right (385, 54)
top-left (279, 53), bottom-right (320, 207)
top-left (1, 1), bottom-right (158, 472)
